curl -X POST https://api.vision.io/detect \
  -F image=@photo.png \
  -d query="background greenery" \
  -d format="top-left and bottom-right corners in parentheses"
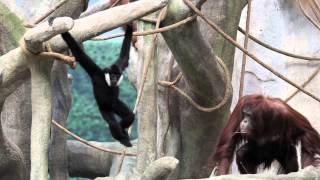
top-left (67, 38), bottom-right (138, 143)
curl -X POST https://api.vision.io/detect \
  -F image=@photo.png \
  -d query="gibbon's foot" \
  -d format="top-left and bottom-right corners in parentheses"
top-left (119, 136), bottom-right (132, 147)
top-left (109, 123), bottom-right (132, 147)
top-left (119, 127), bottom-right (132, 147)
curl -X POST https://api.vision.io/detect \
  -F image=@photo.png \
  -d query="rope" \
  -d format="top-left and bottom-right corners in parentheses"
top-left (115, 126), bottom-right (133, 175)
top-left (140, 17), bottom-right (158, 23)
top-left (92, 15), bottom-right (320, 62)
top-left (92, 15), bottom-right (196, 41)
top-left (183, 0), bottom-right (320, 103)
top-left (133, 7), bottom-right (168, 113)
top-left (285, 66), bottom-right (320, 102)
top-left (110, 0), bottom-right (121, 8)
top-left (239, 0), bottom-right (252, 97)
top-left (19, 40), bottom-right (76, 68)
top-left (298, 0), bottom-right (320, 31)
top-left (115, 7), bottom-right (169, 172)
top-left (52, 120), bottom-right (137, 156)
top-left (237, 27), bottom-right (320, 61)
top-left (158, 55), bottom-right (232, 112)
top-left (24, 0), bottom-right (69, 28)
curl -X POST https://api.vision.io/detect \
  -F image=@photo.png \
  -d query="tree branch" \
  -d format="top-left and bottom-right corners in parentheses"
top-left (50, 0), bottom-right (168, 51)
top-left (23, 17), bottom-right (74, 54)
top-left (161, 0), bottom-right (225, 105)
top-left (141, 157), bottom-right (179, 180)
top-left (29, 58), bottom-right (53, 180)
top-left (0, 0), bottom-right (168, 104)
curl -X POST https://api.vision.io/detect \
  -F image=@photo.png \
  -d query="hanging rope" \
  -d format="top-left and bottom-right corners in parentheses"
top-left (133, 7), bottom-right (168, 113)
top-left (158, 55), bottom-right (232, 112)
top-left (115, 125), bottom-right (134, 175)
top-left (52, 120), bottom-right (136, 156)
top-left (183, 0), bottom-right (320, 103)
top-left (239, 0), bottom-right (252, 97)
top-left (115, 7), bottom-right (169, 174)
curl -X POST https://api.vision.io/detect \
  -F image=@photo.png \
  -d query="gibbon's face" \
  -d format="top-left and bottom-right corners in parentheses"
top-left (104, 65), bottom-right (123, 87)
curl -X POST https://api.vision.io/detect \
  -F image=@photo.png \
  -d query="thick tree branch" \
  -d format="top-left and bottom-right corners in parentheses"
top-left (162, 0), bottom-right (225, 106)
top-left (0, 0), bottom-right (168, 104)
top-left (158, 0), bottom-right (244, 178)
top-left (49, 62), bottom-right (72, 180)
top-left (29, 58), bottom-right (53, 180)
top-left (23, 17), bottom-right (74, 54)
top-left (141, 157), bottom-right (179, 180)
top-left (50, 0), bottom-right (168, 51)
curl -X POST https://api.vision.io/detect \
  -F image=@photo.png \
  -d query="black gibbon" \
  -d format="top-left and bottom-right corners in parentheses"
top-left (58, 22), bottom-right (135, 147)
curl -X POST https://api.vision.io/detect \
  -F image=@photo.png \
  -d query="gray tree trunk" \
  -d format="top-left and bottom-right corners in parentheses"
top-left (0, 2), bottom-right (28, 180)
top-left (49, 62), bottom-right (72, 180)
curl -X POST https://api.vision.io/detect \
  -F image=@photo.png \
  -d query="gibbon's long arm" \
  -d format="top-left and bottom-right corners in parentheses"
top-left (61, 32), bottom-right (102, 76)
top-left (115, 24), bottom-right (133, 71)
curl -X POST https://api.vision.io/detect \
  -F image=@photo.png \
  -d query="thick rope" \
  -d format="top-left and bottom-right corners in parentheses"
top-left (133, 7), bottom-right (168, 113)
top-left (115, 7), bottom-right (168, 174)
top-left (239, 0), bottom-right (252, 97)
top-left (52, 120), bottom-right (136, 156)
top-left (183, 0), bottom-right (320, 103)
top-left (158, 55), bottom-right (232, 112)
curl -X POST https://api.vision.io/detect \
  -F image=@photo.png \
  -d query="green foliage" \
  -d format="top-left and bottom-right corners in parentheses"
top-left (68, 38), bottom-right (137, 142)
top-left (0, 1), bottom-right (25, 48)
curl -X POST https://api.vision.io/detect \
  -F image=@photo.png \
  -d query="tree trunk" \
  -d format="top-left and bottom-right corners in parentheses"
top-left (154, 0), bottom-right (245, 178)
top-left (0, 2), bottom-right (28, 180)
top-left (49, 62), bottom-right (72, 180)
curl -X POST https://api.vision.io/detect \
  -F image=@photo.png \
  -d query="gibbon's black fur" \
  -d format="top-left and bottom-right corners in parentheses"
top-left (54, 20), bottom-right (134, 147)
